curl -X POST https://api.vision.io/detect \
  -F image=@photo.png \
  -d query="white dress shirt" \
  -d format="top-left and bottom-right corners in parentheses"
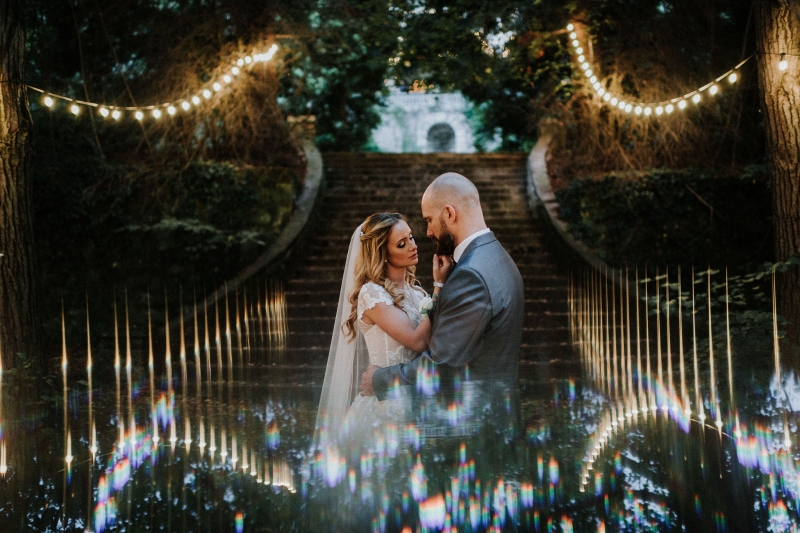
top-left (453, 228), bottom-right (491, 263)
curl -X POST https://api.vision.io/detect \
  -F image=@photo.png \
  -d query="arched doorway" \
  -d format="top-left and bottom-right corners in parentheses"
top-left (426, 123), bottom-right (456, 152)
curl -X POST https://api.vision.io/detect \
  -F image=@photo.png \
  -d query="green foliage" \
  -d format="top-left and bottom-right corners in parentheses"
top-left (388, 0), bottom-right (573, 151)
top-left (32, 108), bottom-right (297, 346)
top-left (640, 259), bottom-right (799, 399)
top-left (278, 2), bottom-right (401, 151)
top-left (556, 166), bottom-right (772, 268)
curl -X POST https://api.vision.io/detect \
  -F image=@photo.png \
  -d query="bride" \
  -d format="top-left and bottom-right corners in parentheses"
top-left (315, 212), bottom-right (451, 450)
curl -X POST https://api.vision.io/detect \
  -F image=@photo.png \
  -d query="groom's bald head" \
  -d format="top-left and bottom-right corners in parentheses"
top-left (421, 173), bottom-right (487, 250)
top-left (423, 173), bottom-right (481, 214)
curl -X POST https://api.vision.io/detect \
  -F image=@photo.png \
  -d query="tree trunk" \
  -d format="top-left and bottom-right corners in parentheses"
top-left (0, 0), bottom-right (42, 371)
top-left (756, 0), bottom-right (800, 366)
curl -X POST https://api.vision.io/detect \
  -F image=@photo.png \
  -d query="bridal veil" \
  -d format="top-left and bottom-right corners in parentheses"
top-left (314, 224), bottom-right (369, 442)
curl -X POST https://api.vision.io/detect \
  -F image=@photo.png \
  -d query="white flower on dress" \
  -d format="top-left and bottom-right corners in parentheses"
top-left (419, 295), bottom-right (434, 318)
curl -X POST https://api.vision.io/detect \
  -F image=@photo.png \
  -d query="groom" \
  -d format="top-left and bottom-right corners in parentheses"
top-left (359, 172), bottom-right (525, 423)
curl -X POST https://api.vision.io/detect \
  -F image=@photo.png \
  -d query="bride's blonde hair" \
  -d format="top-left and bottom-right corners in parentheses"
top-left (343, 213), bottom-right (419, 341)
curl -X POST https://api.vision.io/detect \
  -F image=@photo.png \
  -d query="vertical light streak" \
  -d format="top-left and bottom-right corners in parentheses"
top-left (707, 269), bottom-right (719, 426)
top-left (692, 268), bottom-right (703, 421)
top-left (148, 293), bottom-right (159, 447)
top-left (666, 269), bottom-right (673, 396)
top-left (678, 267), bottom-right (687, 410)
top-left (725, 268), bottom-right (734, 421)
top-left (114, 295), bottom-right (124, 453)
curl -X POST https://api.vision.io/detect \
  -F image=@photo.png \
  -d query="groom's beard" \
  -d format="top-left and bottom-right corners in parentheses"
top-left (433, 229), bottom-right (456, 257)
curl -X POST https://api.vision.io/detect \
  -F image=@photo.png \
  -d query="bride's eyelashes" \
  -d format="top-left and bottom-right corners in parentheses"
top-left (397, 235), bottom-right (414, 249)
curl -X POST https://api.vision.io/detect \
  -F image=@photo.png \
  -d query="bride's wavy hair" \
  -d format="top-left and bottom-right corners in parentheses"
top-left (343, 213), bottom-right (419, 341)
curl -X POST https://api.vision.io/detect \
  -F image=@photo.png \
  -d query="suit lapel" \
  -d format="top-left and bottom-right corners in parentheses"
top-left (453, 231), bottom-right (497, 269)
top-left (432, 232), bottom-right (497, 327)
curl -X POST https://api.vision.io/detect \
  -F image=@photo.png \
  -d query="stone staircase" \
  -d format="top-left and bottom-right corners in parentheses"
top-left (284, 153), bottom-right (574, 379)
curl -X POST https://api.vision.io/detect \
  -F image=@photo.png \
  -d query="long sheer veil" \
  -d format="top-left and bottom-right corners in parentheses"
top-left (314, 224), bottom-right (369, 443)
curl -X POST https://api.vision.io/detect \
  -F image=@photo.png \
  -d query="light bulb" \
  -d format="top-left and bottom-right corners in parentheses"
top-left (634, 106), bottom-right (642, 115)
top-left (779, 59), bottom-right (788, 71)
top-left (135, 110), bottom-right (144, 121)
top-left (603, 92), bottom-right (611, 101)
top-left (99, 107), bottom-right (109, 117)
top-left (610, 97), bottom-right (618, 105)
top-left (625, 104), bottom-right (632, 113)
top-left (203, 90), bottom-right (212, 99)
top-left (213, 82), bottom-right (222, 92)
top-left (665, 104), bottom-right (674, 113)
top-left (192, 96), bottom-right (201, 105)
top-left (181, 101), bottom-right (191, 111)
top-left (237, 59), bottom-right (244, 67)
top-left (655, 106), bottom-right (663, 115)
top-left (618, 101), bottom-right (626, 110)
top-left (643, 107), bottom-right (652, 116)
top-left (570, 32), bottom-right (577, 39)
top-left (677, 100), bottom-right (687, 110)
top-left (572, 39), bottom-right (580, 48)
top-left (112, 109), bottom-right (121, 120)
top-left (43, 96), bottom-right (54, 107)
top-left (692, 94), bottom-right (701, 104)
top-left (70, 104), bottom-right (80, 115)
top-left (578, 55), bottom-right (585, 63)
top-left (590, 75), bottom-right (597, 83)
top-left (728, 72), bottom-right (737, 83)
top-left (152, 109), bottom-right (161, 119)
top-left (576, 47), bottom-right (583, 55)
top-left (245, 56), bottom-right (252, 64)
top-left (593, 82), bottom-right (601, 90)
top-left (232, 67), bottom-right (240, 76)
top-left (567, 23), bottom-right (574, 31)
top-left (585, 70), bottom-right (593, 77)
top-left (223, 75), bottom-right (232, 84)
top-left (598, 88), bottom-right (606, 96)
top-left (167, 106), bottom-right (176, 115)
top-left (709, 84), bottom-right (718, 95)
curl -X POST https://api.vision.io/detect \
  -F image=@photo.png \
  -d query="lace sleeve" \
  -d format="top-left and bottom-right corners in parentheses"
top-left (358, 283), bottom-right (395, 319)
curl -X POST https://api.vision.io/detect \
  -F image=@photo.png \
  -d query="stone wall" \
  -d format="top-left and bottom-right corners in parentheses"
top-left (370, 90), bottom-right (476, 153)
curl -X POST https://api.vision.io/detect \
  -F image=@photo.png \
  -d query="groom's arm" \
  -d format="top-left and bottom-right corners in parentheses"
top-left (372, 267), bottom-right (493, 400)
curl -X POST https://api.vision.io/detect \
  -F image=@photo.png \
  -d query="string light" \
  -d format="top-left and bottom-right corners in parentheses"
top-left (565, 24), bottom-right (751, 117)
top-left (779, 54), bottom-right (788, 71)
top-left (27, 43), bottom-right (279, 123)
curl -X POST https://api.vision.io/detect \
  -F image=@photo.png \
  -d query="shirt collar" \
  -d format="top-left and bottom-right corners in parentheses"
top-left (453, 228), bottom-right (491, 263)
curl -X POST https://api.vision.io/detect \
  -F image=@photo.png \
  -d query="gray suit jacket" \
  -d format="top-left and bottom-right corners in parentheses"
top-left (372, 231), bottom-right (525, 403)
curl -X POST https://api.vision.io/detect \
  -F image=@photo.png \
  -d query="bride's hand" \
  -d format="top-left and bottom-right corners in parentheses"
top-left (433, 254), bottom-right (453, 285)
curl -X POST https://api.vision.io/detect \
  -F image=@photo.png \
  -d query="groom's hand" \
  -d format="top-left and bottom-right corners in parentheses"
top-left (360, 365), bottom-right (379, 396)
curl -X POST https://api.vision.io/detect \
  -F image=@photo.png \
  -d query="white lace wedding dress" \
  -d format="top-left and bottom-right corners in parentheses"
top-left (339, 281), bottom-right (427, 450)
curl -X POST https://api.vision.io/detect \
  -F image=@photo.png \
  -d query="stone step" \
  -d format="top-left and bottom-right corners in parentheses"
top-left (291, 263), bottom-right (561, 278)
top-left (287, 327), bottom-right (570, 351)
top-left (279, 342), bottom-right (573, 365)
top-left (285, 288), bottom-right (568, 305)
top-left (286, 310), bottom-right (569, 334)
top-left (286, 274), bottom-right (568, 293)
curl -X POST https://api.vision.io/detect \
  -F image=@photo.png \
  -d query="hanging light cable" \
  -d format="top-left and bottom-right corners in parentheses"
top-left (565, 23), bottom-right (752, 117)
top-left (25, 44), bottom-right (279, 122)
